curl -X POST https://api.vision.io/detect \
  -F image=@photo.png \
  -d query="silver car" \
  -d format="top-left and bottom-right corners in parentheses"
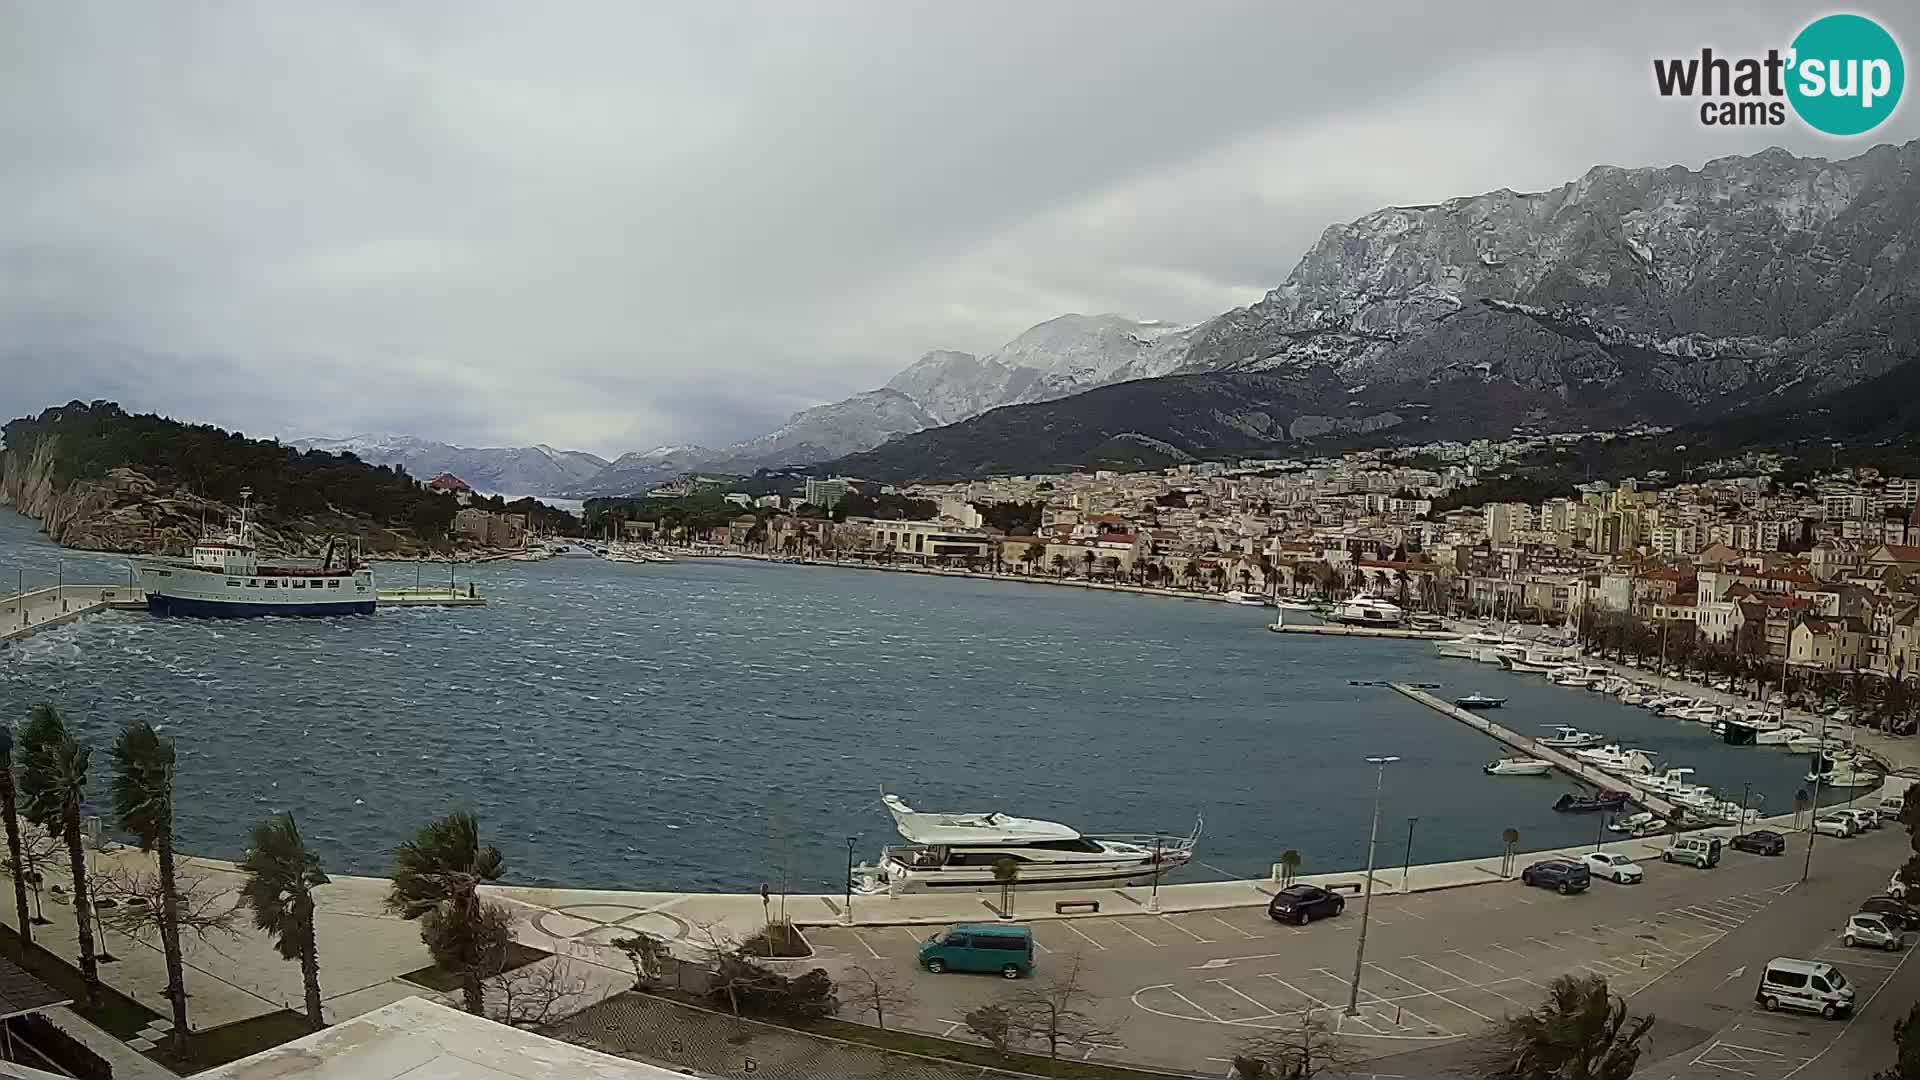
top-left (1844, 913), bottom-right (1903, 951)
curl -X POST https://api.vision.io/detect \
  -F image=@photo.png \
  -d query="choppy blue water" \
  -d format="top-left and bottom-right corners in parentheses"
top-left (0, 508), bottom-right (1840, 893)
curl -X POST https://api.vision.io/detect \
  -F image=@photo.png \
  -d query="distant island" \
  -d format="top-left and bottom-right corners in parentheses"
top-left (0, 401), bottom-right (576, 556)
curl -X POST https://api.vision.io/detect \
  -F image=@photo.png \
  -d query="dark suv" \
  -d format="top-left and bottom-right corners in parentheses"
top-left (1267, 884), bottom-right (1345, 925)
top-left (1731, 830), bottom-right (1787, 856)
top-left (1520, 859), bottom-right (1591, 894)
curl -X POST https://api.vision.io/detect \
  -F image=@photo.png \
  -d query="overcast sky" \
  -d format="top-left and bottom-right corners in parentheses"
top-left (2, 2), bottom-right (1917, 457)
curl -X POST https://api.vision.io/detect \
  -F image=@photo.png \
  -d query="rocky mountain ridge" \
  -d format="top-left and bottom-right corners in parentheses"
top-left (289, 434), bottom-right (608, 497)
top-left (831, 139), bottom-right (1920, 482)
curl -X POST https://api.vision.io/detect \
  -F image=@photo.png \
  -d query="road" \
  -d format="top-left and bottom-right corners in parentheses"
top-left (801, 825), bottom-right (1912, 1076)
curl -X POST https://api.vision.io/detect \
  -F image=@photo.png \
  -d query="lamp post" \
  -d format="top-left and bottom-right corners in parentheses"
top-left (842, 836), bottom-right (857, 926)
top-left (1802, 714), bottom-right (1827, 885)
top-left (1347, 755), bottom-right (1399, 1017)
top-left (1400, 818), bottom-right (1418, 892)
top-left (1149, 836), bottom-right (1164, 913)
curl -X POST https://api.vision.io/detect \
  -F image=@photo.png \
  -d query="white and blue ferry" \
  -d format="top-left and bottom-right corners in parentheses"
top-left (133, 491), bottom-right (375, 617)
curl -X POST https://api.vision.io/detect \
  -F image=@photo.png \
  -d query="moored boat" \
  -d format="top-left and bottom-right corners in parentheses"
top-left (1223, 590), bottom-right (1272, 607)
top-left (1329, 593), bottom-right (1405, 627)
top-left (1454, 693), bottom-right (1507, 710)
top-left (849, 794), bottom-right (1200, 895)
top-left (1539, 725), bottom-right (1607, 750)
top-left (1484, 758), bottom-right (1552, 776)
top-left (132, 490), bottom-right (374, 617)
top-left (1553, 791), bottom-right (1630, 813)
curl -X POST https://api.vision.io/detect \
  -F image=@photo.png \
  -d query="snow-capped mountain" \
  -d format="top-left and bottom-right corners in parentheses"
top-left (831, 139), bottom-right (1920, 482)
top-left (291, 434), bottom-right (608, 497)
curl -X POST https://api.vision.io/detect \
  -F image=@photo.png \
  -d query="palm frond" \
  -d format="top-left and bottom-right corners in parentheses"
top-left (110, 719), bottom-right (175, 850)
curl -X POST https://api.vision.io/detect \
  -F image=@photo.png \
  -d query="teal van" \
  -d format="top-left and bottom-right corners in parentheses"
top-left (919, 924), bottom-right (1034, 978)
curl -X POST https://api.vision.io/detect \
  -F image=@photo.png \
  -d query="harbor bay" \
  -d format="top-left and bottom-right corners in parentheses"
top-left (0, 508), bottom-right (1847, 894)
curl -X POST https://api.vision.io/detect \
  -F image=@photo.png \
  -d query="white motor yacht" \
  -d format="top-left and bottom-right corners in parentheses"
top-left (1608, 811), bottom-right (1668, 836)
top-left (1546, 667), bottom-right (1596, 688)
top-left (1807, 761), bottom-right (1882, 789)
top-left (1754, 724), bottom-right (1807, 747)
top-left (1668, 703), bottom-right (1725, 725)
top-left (1222, 590), bottom-right (1271, 607)
top-left (1539, 726), bottom-right (1607, 750)
top-left (1642, 695), bottom-right (1692, 712)
top-left (849, 794), bottom-right (1200, 895)
top-left (1329, 593), bottom-right (1405, 627)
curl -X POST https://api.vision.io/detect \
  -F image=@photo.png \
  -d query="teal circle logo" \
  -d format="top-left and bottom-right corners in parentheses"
top-left (1788, 14), bottom-right (1904, 135)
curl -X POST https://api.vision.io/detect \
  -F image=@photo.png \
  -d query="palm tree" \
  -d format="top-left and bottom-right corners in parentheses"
top-left (1025, 543), bottom-right (1045, 574)
top-left (1050, 554), bottom-right (1067, 578)
top-left (17, 705), bottom-right (100, 1007)
top-left (239, 814), bottom-right (331, 1030)
top-left (0, 725), bottom-right (33, 952)
top-left (387, 811), bottom-right (508, 1014)
top-left (1080, 550), bottom-right (1095, 579)
top-left (110, 719), bottom-right (190, 1054)
top-left (1477, 974), bottom-right (1653, 1079)
top-left (1277, 850), bottom-right (1302, 887)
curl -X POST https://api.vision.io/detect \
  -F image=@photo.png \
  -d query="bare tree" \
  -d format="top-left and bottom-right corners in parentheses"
top-left (1007, 953), bottom-right (1114, 1063)
top-left (687, 920), bottom-right (752, 1017)
top-left (611, 930), bottom-right (673, 990)
top-left (845, 963), bottom-right (917, 1031)
top-left (964, 1002), bottom-right (1016, 1054)
top-left (1230, 1009), bottom-right (1357, 1079)
top-left (2, 823), bottom-right (63, 925)
top-left (92, 864), bottom-right (242, 944)
top-left (488, 957), bottom-right (593, 1028)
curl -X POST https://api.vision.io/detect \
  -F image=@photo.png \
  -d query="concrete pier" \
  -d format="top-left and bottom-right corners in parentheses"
top-left (0, 584), bottom-right (141, 646)
top-left (1267, 621), bottom-right (1455, 639)
top-left (375, 587), bottom-right (487, 607)
top-left (1388, 681), bottom-right (1679, 817)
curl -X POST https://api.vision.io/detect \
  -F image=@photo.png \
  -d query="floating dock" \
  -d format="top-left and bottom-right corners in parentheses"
top-left (375, 587), bottom-right (487, 607)
top-left (1268, 622), bottom-right (1455, 640)
top-left (1387, 682), bottom-right (1678, 818)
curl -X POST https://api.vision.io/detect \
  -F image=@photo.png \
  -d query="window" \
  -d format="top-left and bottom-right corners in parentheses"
top-left (328, 581), bottom-right (340, 589)
top-left (1829, 969), bottom-right (1848, 989)
top-left (978, 936), bottom-right (1026, 951)
top-left (248, 580), bottom-right (258, 588)
top-left (1810, 976), bottom-right (1830, 993)
top-left (226, 580), bottom-right (241, 587)
top-left (264, 580), bottom-right (278, 589)
top-left (943, 934), bottom-right (969, 947)
top-left (1766, 969), bottom-right (1808, 989)
top-left (292, 580), bottom-right (305, 589)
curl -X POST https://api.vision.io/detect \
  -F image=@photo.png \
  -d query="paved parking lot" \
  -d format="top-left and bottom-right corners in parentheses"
top-left (801, 835), bottom-right (1839, 1073)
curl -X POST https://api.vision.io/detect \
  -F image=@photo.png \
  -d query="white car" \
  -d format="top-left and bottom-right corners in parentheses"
top-left (1585, 852), bottom-right (1644, 884)
top-left (1840, 809), bottom-right (1880, 832)
top-left (1891, 873), bottom-right (1910, 900)
top-left (1813, 815), bottom-right (1855, 838)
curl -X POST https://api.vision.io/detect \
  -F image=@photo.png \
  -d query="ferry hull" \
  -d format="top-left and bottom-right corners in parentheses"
top-left (146, 595), bottom-right (376, 618)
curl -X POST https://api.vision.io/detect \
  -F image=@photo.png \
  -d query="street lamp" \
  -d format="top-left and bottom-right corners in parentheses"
top-left (1400, 817), bottom-right (1419, 892)
top-left (842, 836), bottom-right (858, 926)
top-left (1347, 755), bottom-right (1400, 1017)
top-left (1802, 713), bottom-right (1827, 885)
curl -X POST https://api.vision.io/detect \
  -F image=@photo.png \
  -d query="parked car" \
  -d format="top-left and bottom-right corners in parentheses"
top-left (1519, 859), bottom-right (1590, 894)
top-left (1858, 896), bottom-right (1920, 932)
top-left (1584, 852), bottom-right (1644, 884)
top-left (1730, 830), bottom-right (1787, 856)
top-left (1662, 835), bottom-right (1722, 869)
top-left (919, 924), bottom-right (1033, 978)
top-left (1813, 814), bottom-right (1855, 838)
top-left (1838, 809), bottom-right (1879, 832)
top-left (1757, 958), bottom-right (1854, 1019)
top-left (1844, 914), bottom-right (1904, 951)
top-left (1890, 872), bottom-right (1909, 900)
top-left (1267, 883), bottom-right (1345, 925)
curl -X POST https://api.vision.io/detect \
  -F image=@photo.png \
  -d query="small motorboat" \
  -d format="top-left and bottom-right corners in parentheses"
top-left (1485, 757), bottom-right (1553, 777)
top-left (1553, 791), bottom-right (1631, 813)
top-left (1539, 726), bottom-right (1607, 750)
top-left (1607, 811), bottom-right (1668, 837)
top-left (1454, 693), bottom-right (1507, 710)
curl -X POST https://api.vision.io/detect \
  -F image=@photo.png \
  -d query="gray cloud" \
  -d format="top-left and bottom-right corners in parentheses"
top-left (2, 2), bottom-right (1917, 455)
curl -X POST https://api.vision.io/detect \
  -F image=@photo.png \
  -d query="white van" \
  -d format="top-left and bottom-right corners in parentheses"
top-left (1663, 835), bottom-right (1721, 869)
top-left (1878, 791), bottom-right (1906, 820)
top-left (1756, 958), bottom-right (1854, 1019)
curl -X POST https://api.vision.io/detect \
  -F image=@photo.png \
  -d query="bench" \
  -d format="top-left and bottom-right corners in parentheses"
top-left (1054, 899), bottom-right (1100, 915)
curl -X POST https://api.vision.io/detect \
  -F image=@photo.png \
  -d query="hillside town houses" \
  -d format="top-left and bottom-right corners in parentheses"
top-left (654, 436), bottom-right (1920, 685)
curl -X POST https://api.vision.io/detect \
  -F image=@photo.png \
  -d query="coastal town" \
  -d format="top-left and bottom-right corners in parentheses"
top-left (473, 432), bottom-right (1920, 702)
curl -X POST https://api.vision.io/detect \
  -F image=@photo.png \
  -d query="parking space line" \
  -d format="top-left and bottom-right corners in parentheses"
top-left (1259, 973), bottom-right (1332, 1010)
top-left (1525, 936), bottom-right (1567, 952)
top-left (1474, 979), bottom-right (1528, 1008)
top-left (1060, 921), bottom-right (1107, 951)
top-left (1489, 943), bottom-right (1528, 960)
top-left (899, 928), bottom-right (925, 946)
top-left (1113, 920), bottom-right (1161, 947)
top-left (848, 929), bottom-right (883, 960)
top-left (1029, 935), bottom-right (1052, 954)
top-left (1160, 918), bottom-right (1213, 944)
top-left (1207, 914), bottom-right (1259, 940)
top-left (1164, 987), bottom-right (1227, 1023)
top-left (1366, 962), bottom-right (1495, 1023)
top-left (1562, 930), bottom-right (1611, 946)
top-left (1209, 979), bottom-right (1280, 1019)
top-left (1820, 955), bottom-right (1900, 971)
top-left (1315, 967), bottom-right (1389, 1005)
top-left (1448, 949), bottom-right (1504, 974)
top-left (1334, 1011), bottom-right (1385, 1036)
top-left (1405, 956), bottom-right (1471, 985)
